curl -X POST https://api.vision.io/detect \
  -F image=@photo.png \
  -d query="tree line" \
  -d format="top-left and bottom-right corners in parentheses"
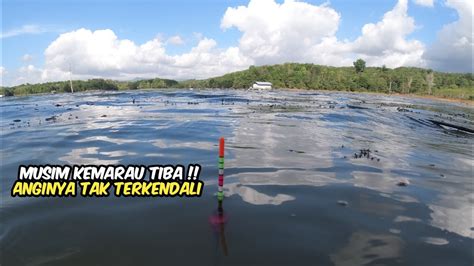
top-left (2, 60), bottom-right (473, 99)
top-left (180, 61), bottom-right (473, 99)
top-left (0, 78), bottom-right (178, 96)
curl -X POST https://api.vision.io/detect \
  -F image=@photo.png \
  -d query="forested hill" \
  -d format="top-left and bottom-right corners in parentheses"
top-left (2, 62), bottom-right (473, 99)
top-left (179, 63), bottom-right (474, 99)
top-left (0, 78), bottom-right (178, 97)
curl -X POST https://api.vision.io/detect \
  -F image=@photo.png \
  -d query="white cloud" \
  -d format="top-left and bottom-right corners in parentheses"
top-left (166, 35), bottom-right (184, 45)
top-left (221, 0), bottom-right (341, 64)
top-left (38, 28), bottom-right (252, 84)
top-left (21, 54), bottom-right (34, 62)
top-left (423, 0), bottom-right (473, 72)
top-left (20, 65), bottom-right (42, 79)
top-left (1, 25), bottom-right (47, 39)
top-left (222, 0), bottom-right (425, 68)
top-left (173, 39), bottom-right (253, 78)
top-left (350, 0), bottom-right (425, 67)
top-left (413, 0), bottom-right (434, 7)
top-left (14, 65), bottom-right (44, 85)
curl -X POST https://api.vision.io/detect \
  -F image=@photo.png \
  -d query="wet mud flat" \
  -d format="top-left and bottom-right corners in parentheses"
top-left (1, 89), bottom-right (473, 266)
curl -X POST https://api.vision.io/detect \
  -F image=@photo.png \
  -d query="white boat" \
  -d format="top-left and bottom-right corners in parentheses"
top-left (250, 81), bottom-right (272, 90)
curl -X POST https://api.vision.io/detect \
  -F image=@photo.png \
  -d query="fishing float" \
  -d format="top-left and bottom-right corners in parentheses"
top-left (217, 137), bottom-right (225, 202)
top-left (209, 137), bottom-right (228, 256)
top-left (217, 137), bottom-right (228, 255)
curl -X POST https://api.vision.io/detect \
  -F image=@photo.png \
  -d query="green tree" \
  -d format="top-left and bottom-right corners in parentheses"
top-left (353, 59), bottom-right (366, 73)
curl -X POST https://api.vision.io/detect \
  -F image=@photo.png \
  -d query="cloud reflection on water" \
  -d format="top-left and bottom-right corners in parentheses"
top-left (1, 89), bottom-right (473, 243)
top-left (330, 231), bottom-right (403, 266)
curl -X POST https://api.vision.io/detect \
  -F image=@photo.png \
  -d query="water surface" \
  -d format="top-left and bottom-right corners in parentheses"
top-left (1, 89), bottom-right (473, 265)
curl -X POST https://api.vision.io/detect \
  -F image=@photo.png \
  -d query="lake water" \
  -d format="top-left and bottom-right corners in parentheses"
top-left (1, 89), bottom-right (473, 266)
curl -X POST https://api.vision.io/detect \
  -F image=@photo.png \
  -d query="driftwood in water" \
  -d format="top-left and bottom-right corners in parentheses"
top-left (428, 119), bottom-right (474, 134)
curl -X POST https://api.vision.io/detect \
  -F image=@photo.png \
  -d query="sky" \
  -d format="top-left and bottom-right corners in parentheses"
top-left (1, 0), bottom-right (472, 86)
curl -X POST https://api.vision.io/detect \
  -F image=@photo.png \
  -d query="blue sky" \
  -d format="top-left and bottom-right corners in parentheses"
top-left (1, 0), bottom-right (471, 86)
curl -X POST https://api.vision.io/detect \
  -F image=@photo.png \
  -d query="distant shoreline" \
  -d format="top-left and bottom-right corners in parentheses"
top-left (391, 93), bottom-right (474, 106)
top-left (2, 63), bottom-right (473, 101)
top-left (284, 88), bottom-right (474, 106)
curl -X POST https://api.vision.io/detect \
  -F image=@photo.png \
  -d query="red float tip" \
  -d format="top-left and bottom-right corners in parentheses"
top-left (219, 137), bottom-right (225, 157)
